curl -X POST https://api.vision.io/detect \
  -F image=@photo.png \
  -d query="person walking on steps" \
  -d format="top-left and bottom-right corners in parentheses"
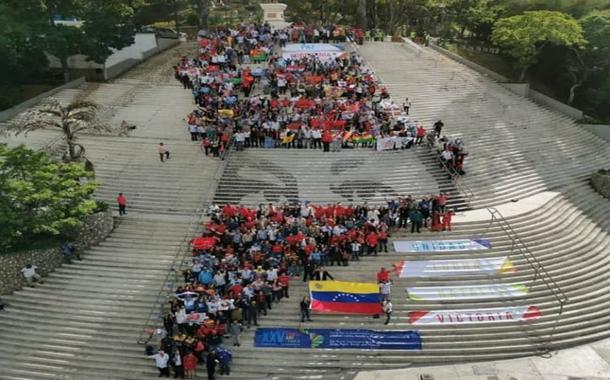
top-left (172, 348), bottom-right (184, 379)
top-left (158, 142), bottom-right (170, 162)
top-left (148, 349), bottom-right (170, 377)
top-left (117, 192), bottom-right (127, 216)
top-left (300, 295), bottom-right (312, 322)
top-left (383, 298), bottom-right (393, 325)
top-left (403, 97), bottom-right (411, 114)
top-left (206, 351), bottom-right (218, 380)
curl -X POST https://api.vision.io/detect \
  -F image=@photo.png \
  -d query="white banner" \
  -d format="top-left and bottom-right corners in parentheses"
top-left (393, 239), bottom-right (492, 253)
top-left (395, 257), bottom-right (514, 278)
top-left (376, 137), bottom-right (396, 151)
top-left (282, 43), bottom-right (346, 62)
top-left (407, 306), bottom-right (542, 325)
top-left (407, 283), bottom-right (529, 301)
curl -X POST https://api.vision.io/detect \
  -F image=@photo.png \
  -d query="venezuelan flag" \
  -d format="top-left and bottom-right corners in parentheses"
top-left (309, 281), bottom-right (382, 314)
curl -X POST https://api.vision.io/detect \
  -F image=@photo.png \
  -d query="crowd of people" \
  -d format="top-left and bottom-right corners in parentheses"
top-left (147, 21), bottom-right (466, 378)
top-left (147, 190), bottom-right (454, 376)
top-left (176, 23), bottom-right (448, 158)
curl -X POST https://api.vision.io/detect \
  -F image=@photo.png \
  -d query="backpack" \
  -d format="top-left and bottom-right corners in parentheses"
top-left (216, 347), bottom-right (233, 364)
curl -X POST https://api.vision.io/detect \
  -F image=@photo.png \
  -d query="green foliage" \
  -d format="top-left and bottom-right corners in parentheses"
top-left (0, 1), bottom-right (50, 85)
top-left (0, 0), bottom-right (137, 84)
top-left (0, 144), bottom-right (98, 252)
top-left (580, 11), bottom-right (610, 61)
top-left (492, 11), bottom-right (585, 79)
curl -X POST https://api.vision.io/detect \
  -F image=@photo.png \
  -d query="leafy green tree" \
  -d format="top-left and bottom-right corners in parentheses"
top-left (0, 144), bottom-right (98, 252)
top-left (492, 10), bottom-right (586, 81)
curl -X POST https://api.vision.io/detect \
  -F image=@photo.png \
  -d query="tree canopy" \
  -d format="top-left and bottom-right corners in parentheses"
top-left (0, 144), bottom-right (98, 252)
top-left (492, 10), bottom-right (586, 80)
top-left (0, 0), bottom-right (137, 84)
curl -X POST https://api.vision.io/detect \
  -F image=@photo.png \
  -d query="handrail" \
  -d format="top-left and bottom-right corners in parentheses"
top-left (136, 135), bottom-right (230, 345)
top-left (136, 211), bottom-right (202, 345)
top-left (433, 152), bottom-right (475, 208)
top-left (485, 207), bottom-right (569, 314)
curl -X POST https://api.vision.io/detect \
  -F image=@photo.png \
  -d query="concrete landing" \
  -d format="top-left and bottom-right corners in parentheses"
top-left (355, 336), bottom-right (610, 380)
top-left (454, 191), bottom-right (560, 223)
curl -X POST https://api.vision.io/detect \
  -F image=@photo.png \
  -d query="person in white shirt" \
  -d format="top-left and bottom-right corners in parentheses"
top-left (148, 350), bottom-right (170, 377)
top-left (21, 264), bottom-right (43, 286)
top-left (175, 307), bottom-right (187, 333)
top-left (382, 299), bottom-right (393, 325)
top-left (311, 129), bottom-right (322, 149)
top-left (441, 148), bottom-right (454, 167)
top-left (380, 281), bottom-right (392, 301)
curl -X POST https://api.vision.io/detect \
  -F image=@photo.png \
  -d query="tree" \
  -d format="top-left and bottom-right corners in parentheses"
top-left (357, 0), bottom-right (368, 30)
top-left (0, 144), bottom-right (98, 252)
top-left (0, 0), bottom-right (50, 86)
top-left (492, 10), bottom-right (586, 81)
top-left (42, 0), bottom-right (137, 82)
top-left (564, 11), bottom-right (610, 105)
top-left (5, 99), bottom-right (133, 165)
top-left (192, 0), bottom-right (211, 29)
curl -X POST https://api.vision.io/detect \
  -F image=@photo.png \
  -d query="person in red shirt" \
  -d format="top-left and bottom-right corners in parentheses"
top-left (278, 272), bottom-right (290, 298)
top-left (183, 351), bottom-right (198, 379)
top-left (378, 229), bottom-right (388, 253)
top-left (116, 193), bottom-right (127, 216)
top-left (436, 193), bottom-right (448, 213)
top-left (321, 130), bottom-right (333, 152)
top-left (442, 209), bottom-right (453, 231)
top-left (377, 267), bottom-right (390, 283)
top-left (366, 231), bottom-right (378, 256)
top-left (415, 125), bottom-right (426, 145)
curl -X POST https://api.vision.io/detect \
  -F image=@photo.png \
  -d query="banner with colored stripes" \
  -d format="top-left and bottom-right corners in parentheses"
top-left (394, 257), bottom-right (515, 278)
top-left (407, 306), bottom-right (542, 325)
top-left (407, 283), bottom-right (529, 301)
top-left (393, 239), bottom-right (492, 253)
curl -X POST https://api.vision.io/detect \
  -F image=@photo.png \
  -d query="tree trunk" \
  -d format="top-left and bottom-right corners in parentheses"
top-left (357, 0), bottom-right (367, 30)
top-left (173, 0), bottom-right (180, 32)
top-left (60, 57), bottom-right (70, 83)
top-left (195, 0), bottom-right (209, 30)
top-left (518, 67), bottom-right (528, 83)
top-left (567, 83), bottom-right (581, 105)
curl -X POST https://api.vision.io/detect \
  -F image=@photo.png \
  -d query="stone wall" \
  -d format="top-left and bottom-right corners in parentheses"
top-left (0, 209), bottom-right (114, 295)
top-left (592, 170), bottom-right (610, 199)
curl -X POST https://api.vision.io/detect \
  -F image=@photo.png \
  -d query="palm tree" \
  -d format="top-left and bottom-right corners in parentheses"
top-left (5, 99), bottom-right (134, 169)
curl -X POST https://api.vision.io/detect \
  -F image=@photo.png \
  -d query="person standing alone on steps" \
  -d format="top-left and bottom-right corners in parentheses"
top-left (158, 142), bottom-right (170, 162)
top-left (117, 193), bottom-right (127, 216)
top-left (383, 298), bottom-right (393, 325)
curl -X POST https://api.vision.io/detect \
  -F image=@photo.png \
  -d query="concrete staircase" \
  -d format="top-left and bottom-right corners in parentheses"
top-left (356, 42), bottom-right (610, 209)
top-left (225, 183), bottom-right (610, 377)
top-left (1, 38), bottom-right (610, 380)
top-left (0, 43), bottom-right (224, 380)
top-left (213, 147), bottom-right (470, 209)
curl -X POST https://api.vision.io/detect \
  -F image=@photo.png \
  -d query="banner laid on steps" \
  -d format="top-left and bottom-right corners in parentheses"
top-left (309, 280), bottom-right (383, 314)
top-left (394, 257), bottom-right (515, 278)
top-left (393, 239), bottom-right (492, 253)
top-left (254, 328), bottom-right (422, 349)
top-left (406, 283), bottom-right (529, 301)
top-left (407, 306), bottom-right (542, 325)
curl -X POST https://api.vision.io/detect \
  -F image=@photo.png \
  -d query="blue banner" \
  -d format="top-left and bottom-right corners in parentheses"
top-left (254, 328), bottom-right (422, 350)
